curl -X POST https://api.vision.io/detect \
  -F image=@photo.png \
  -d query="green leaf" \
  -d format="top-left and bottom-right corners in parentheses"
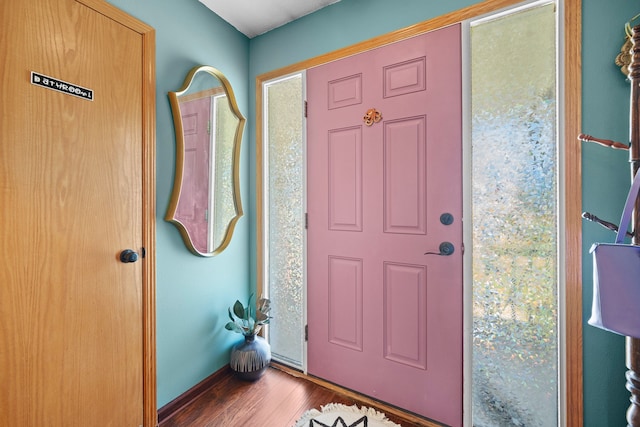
top-left (225, 322), bottom-right (242, 333)
top-left (232, 300), bottom-right (244, 318)
top-left (247, 293), bottom-right (255, 320)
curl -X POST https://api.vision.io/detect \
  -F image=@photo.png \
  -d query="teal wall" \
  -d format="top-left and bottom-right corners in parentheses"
top-left (581, 1), bottom-right (635, 426)
top-left (106, 0), bottom-right (637, 424)
top-left (106, 0), bottom-right (250, 408)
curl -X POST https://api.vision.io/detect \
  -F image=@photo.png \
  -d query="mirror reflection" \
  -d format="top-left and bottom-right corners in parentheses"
top-left (166, 65), bottom-right (245, 257)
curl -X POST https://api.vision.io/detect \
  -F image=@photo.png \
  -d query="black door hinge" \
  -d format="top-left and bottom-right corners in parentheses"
top-left (305, 213), bottom-right (308, 229)
top-left (304, 101), bottom-right (308, 118)
top-left (305, 324), bottom-right (308, 341)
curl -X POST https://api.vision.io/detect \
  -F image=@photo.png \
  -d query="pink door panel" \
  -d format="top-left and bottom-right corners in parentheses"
top-left (307, 24), bottom-right (463, 426)
top-left (328, 127), bottom-right (363, 231)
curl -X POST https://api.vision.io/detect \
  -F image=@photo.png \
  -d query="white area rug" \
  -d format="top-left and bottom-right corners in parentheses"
top-left (295, 403), bottom-right (402, 427)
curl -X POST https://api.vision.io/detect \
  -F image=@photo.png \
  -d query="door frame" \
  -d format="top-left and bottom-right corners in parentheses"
top-left (256, 0), bottom-right (581, 425)
top-left (76, 1), bottom-right (157, 425)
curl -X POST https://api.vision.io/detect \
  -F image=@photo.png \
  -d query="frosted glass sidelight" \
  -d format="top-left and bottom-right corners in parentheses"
top-left (471, 3), bottom-right (558, 426)
top-left (264, 75), bottom-right (305, 368)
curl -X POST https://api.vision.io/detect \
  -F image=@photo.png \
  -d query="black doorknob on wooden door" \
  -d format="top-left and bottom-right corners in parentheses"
top-left (120, 249), bottom-right (139, 263)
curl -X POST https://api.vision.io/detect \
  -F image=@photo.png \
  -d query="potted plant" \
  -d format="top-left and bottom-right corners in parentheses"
top-left (225, 294), bottom-right (272, 380)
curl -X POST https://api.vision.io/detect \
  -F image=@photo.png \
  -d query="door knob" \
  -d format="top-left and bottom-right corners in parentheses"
top-left (440, 213), bottom-right (454, 225)
top-left (424, 242), bottom-right (455, 256)
top-left (120, 249), bottom-right (139, 263)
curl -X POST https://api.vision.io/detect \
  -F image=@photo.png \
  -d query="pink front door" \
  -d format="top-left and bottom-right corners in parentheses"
top-left (307, 25), bottom-right (463, 426)
top-left (175, 96), bottom-right (211, 253)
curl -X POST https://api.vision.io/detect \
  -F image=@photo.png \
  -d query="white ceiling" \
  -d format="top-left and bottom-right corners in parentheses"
top-left (199, 0), bottom-right (341, 38)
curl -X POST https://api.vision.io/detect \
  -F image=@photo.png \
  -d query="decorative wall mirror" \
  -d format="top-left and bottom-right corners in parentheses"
top-left (166, 65), bottom-right (245, 257)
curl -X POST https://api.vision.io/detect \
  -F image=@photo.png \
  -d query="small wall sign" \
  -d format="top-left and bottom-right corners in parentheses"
top-left (30, 71), bottom-right (93, 101)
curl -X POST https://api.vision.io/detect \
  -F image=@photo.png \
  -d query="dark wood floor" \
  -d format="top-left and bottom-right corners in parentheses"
top-left (159, 365), bottom-right (439, 427)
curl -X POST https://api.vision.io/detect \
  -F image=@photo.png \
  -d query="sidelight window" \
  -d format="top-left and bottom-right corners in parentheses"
top-left (261, 73), bottom-right (306, 369)
top-left (470, 2), bottom-right (560, 425)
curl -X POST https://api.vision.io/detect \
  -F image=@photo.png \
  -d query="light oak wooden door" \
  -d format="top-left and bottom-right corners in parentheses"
top-left (307, 25), bottom-right (462, 426)
top-left (0, 0), bottom-right (156, 426)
